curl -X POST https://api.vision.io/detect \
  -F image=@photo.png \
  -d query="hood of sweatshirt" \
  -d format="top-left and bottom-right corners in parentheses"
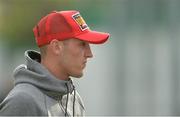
top-left (13, 50), bottom-right (74, 99)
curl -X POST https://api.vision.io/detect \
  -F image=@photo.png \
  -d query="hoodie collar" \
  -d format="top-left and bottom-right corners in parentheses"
top-left (14, 50), bottom-right (74, 99)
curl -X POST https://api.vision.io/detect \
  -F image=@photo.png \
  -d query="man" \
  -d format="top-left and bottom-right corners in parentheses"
top-left (0, 10), bottom-right (109, 116)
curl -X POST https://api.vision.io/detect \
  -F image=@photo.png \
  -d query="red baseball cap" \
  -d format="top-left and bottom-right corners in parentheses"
top-left (33, 10), bottom-right (110, 47)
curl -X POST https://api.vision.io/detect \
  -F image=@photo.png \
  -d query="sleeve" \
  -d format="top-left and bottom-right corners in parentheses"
top-left (0, 92), bottom-right (44, 116)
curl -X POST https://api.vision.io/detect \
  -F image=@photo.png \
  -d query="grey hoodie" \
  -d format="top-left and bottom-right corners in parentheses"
top-left (0, 50), bottom-right (85, 116)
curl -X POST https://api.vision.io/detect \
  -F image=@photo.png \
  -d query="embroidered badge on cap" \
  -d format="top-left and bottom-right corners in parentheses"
top-left (72, 13), bottom-right (89, 31)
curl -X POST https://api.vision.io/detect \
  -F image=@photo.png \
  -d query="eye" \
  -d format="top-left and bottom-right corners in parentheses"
top-left (80, 42), bottom-right (86, 46)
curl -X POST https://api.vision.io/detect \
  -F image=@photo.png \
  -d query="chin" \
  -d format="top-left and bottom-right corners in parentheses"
top-left (72, 72), bottom-right (83, 78)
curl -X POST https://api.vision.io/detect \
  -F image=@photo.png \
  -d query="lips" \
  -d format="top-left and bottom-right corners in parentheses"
top-left (82, 61), bottom-right (87, 69)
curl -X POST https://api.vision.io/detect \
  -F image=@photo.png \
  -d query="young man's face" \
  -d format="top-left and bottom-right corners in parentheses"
top-left (59, 39), bottom-right (93, 78)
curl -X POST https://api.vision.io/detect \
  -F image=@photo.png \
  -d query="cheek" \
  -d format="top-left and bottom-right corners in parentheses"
top-left (63, 49), bottom-right (83, 68)
top-left (62, 54), bottom-right (83, 77)
top-left (69, 48), bottom-right (84, 61)
top-left (70, 54), bottom-right (83, 69)
top-left (62, 45), bottom-right (85, 69)
top-left (61, 46), bottom-right (85, 77)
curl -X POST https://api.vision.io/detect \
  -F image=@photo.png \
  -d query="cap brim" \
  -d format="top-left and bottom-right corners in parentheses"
top-left (75, 30), bottom-right (110, 44)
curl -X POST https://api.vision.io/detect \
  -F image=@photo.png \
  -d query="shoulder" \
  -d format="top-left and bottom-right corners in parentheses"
top-left (8, 83), bottom-right (45, 103)
top-left (0, 84), bottom-right (47, 116)
top-left (2, 89), bottom-right (37, 107)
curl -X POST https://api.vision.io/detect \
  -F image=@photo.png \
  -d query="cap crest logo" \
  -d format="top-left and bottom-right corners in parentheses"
top-left (72, 13), bottom-right (89, 31)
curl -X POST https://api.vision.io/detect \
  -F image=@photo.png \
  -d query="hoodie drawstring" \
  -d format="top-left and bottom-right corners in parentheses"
top-left (64, 83), bottom-right (76, 117)
top-left (65, 83), bottom-right (69, 116)
top-left (73, 85), bottom-right (76, 117)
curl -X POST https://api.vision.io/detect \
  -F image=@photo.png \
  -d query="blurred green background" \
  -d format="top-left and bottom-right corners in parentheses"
top-left (1, 0), bottom-right (180, 116)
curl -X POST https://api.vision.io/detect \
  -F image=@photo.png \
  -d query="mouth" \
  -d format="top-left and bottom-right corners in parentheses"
top-left (84, 61), bottom-right (87, 64)
top-left (82, 61), bottom-right (87, 68)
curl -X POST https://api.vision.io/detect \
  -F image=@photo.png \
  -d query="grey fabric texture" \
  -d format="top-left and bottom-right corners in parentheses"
top-left (0, 50), bottom-right (85, 116)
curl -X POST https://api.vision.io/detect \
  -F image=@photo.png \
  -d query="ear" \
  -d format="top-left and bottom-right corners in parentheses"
top-left (49, 39), bottom-right (63, 55)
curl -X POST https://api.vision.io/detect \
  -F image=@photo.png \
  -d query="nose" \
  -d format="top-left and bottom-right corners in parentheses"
top-left (85, 43), bottom-right (93, 58)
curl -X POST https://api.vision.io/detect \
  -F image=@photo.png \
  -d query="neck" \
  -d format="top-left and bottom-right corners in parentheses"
top-left (41, 58), bottom-right (69, 81)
